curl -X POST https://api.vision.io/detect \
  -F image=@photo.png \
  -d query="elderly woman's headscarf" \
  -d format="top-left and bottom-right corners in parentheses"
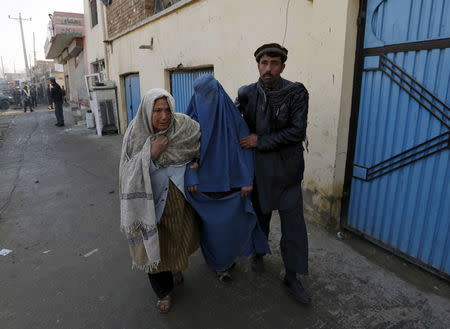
top-left (121, 88), bottom-right (200, 168)
top-left (119, 88), bottom-right (200, 271)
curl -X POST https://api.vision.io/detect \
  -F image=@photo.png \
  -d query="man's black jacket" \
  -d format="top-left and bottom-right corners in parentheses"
top-left (236, 78), bottom-right (308, 212)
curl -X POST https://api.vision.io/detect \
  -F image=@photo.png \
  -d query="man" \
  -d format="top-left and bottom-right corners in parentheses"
top-left (22, 85), bottom-right (33, 112)
top-left (237, 43), bottom-right (311, 304)
top-left (30, 85), bottom-right (37, 108)
top-left (48, 77), bottom-right (64, 126)
top-left (47, 83), bottom-right (54, 110)
top-left (13, 87), bottom-right (21, 108)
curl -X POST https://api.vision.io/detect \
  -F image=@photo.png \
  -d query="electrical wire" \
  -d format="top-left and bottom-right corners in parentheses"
top-left (282, 0), bottom-right (292, 46)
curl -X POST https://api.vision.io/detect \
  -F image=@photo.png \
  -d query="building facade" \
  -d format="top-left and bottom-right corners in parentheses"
top-left (102, 0), bottom-right (359, 226)
top-left (99, 0), bottom-right (450, 279)
top-left (84, 0), bottom-right (109, 80)
top-left (44, 11), bottom-right (90, 108)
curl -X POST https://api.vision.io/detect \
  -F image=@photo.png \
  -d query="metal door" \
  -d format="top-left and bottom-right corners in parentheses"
top-left (344, 0), bottom-right (450, 278)
top-left (124, 74), bottom-right (141, 123)
top-left (170, 69), bottom-right (214, 113)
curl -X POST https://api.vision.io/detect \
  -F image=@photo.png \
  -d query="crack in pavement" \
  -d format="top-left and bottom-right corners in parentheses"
top-left (0, 121), bottom-right (40, 217)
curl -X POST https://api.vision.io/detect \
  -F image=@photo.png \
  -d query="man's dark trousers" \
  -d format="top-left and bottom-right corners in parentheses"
top-left (54, 101), bottom-right (64, 125)
top-left (252, 184), bottom-right (309, 275)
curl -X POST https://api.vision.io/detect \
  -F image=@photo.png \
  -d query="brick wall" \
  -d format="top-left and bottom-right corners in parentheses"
top-left (106, 0), bottom-right (155, 38)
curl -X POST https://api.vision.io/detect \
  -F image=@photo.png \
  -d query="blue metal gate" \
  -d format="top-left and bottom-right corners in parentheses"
top-left (170, 69), bottom-right (214, 113)
top-left (345, 0), bottom-right (450, 278)
top-left (124, 74), bottom-right (141, 123)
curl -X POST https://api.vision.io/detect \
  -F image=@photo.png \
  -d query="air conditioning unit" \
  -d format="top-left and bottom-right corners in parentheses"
top-left (99, 100), bottom-right (118, 134)
top-left (87, 80), bottom-right (119, 136)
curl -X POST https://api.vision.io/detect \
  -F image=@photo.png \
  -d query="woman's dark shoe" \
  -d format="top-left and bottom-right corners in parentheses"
top-left (250, 254), bottom-right (265, 273)
top-left (173, 271), bottom-right (184, 286)
top-left (283, 279), bottom-right (312, 304)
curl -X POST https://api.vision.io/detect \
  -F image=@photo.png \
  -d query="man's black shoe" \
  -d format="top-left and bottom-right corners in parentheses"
top-left (250, 254), bottom-right (265, 273)
top-left (56, 123), bottom-right (65, 127)
top-left (283, 279), bottom-right (312, 304)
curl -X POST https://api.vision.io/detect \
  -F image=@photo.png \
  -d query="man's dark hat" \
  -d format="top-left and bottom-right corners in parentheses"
top-left (254, 43), bottom-right (288, 62)
top-left (48, 76), bottom-right (56, 81)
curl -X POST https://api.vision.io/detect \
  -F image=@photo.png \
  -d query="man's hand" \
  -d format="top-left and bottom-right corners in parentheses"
top-left (240, 134), bottom-right (258, 149)
top-left (151, 136), bottom-right (169, 160)
top-left (188, 185), bottom-right (198, 193)
top-left (240, 185), bottom-right (253, 197)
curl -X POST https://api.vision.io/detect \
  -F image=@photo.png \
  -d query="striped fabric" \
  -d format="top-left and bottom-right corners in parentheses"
top-left (127, 182), bottom-right (200, 273)
top-left (150, 181), bottom-right (200, 273)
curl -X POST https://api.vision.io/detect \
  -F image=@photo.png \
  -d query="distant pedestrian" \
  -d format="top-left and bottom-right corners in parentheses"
top-left (61, 85), bottom-right (67, 104)
top-left (48, 77), bottom-right (64, 126)
top-left (47, 83), bottom-right (54, 110)
top-left (22, 85), bottom-right (33, 112)
top-left (13, 87), bottom-right (21, 107)
top-left (237, 43), bottom-right (311, 304)
top-left (30, 85), bottom-right (37, 107)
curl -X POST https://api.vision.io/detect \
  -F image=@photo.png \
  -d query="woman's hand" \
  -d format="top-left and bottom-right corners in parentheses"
top-left (190, 162), bottom-right (199, 170)
top-left (188, 185), bottom-right (198, 193)
top-left (240, 185), bottom-right (253, 197)
top-left (151, 136), bottom-right (169, 160)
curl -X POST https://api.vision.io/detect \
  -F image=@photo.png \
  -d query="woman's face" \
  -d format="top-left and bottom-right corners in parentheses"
top-left (152, 97), bottom-right (172, 132)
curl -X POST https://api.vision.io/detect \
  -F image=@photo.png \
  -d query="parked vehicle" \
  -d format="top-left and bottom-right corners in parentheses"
top-left (0, 93), bottom-right (14, 110)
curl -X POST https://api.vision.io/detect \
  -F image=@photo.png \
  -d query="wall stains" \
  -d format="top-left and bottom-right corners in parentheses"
top-left (303, 180), bottom-right (342, 229)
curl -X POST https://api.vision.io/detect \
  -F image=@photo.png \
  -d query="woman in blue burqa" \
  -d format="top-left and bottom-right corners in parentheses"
top-left (185, 74), bottom-right (270, 281)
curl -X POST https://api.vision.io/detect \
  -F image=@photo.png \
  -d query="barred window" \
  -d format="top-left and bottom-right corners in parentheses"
top-left (90, 0), bottom-right (98, 27)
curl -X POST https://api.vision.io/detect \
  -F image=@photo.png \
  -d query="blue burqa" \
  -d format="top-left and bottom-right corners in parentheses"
top-left (185, 74), bottom-right (270, 271)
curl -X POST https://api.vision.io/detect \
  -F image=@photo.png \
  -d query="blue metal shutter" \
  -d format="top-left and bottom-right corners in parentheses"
top-left (124, 74), bottom-right (141, 123)
top-left (170, 69), bottom-right (214, 114)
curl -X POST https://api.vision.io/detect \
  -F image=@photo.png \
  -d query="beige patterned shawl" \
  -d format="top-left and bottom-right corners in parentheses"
top-left (119, 88), bottom-right (200, 271)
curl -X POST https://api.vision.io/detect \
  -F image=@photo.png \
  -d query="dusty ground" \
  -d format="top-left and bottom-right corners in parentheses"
top-left (0, 106), bottom-right (449, 329)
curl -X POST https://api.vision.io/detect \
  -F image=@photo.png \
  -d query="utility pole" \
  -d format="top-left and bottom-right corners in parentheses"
top-left (0, 57), bottom-right (5, 80)
top-left (8, 13), bottom-right (32, 79)
top-left (33, 32), bottom-right (37, 67)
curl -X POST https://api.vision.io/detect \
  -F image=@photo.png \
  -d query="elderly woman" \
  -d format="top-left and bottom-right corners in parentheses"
top-left (119, 88), bottom-right (201, 313)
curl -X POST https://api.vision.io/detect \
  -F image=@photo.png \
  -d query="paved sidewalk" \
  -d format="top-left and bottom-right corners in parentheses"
top-left (0, 107), bottom-right (449, 329)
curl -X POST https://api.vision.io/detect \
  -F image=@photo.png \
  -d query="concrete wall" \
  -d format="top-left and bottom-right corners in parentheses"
top-left (65, 50), bottom-right (90, 107)
top-left (84, 0), bottom-right (108, 77)
top-left (106, 0), bottom-right (359, 226)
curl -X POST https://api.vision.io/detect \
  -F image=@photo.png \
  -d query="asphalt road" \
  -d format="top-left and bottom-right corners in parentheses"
top-left (1, 106), bottom-right (449, 329)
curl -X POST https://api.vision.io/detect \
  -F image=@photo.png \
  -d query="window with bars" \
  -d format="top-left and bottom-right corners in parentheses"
top-left (154, 0), bottom-right (181, 14)
top-left (90, 0), bottom-right (98, 27)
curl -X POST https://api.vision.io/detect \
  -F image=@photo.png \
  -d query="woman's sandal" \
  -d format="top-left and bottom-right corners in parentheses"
top-left (173, 271), bottom-right (184, 286)
top-left (216, 270), bottom-right (233, 283)
top-left (215, 262), bottom-right (236, 283)
top-left (156, 294), bottom-right (171, 313)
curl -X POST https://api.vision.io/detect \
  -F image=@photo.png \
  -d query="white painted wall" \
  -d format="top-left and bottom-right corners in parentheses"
top-left (65, 52), bottom-right (90, 104)
top-left (84, 0), bottom-right (107, 76)
top-left (107, 0), bottom-right (359, 225)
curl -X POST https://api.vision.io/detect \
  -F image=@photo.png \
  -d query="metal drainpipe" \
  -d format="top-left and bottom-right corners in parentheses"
top-left (100, 3), bottom-right (110, 80)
